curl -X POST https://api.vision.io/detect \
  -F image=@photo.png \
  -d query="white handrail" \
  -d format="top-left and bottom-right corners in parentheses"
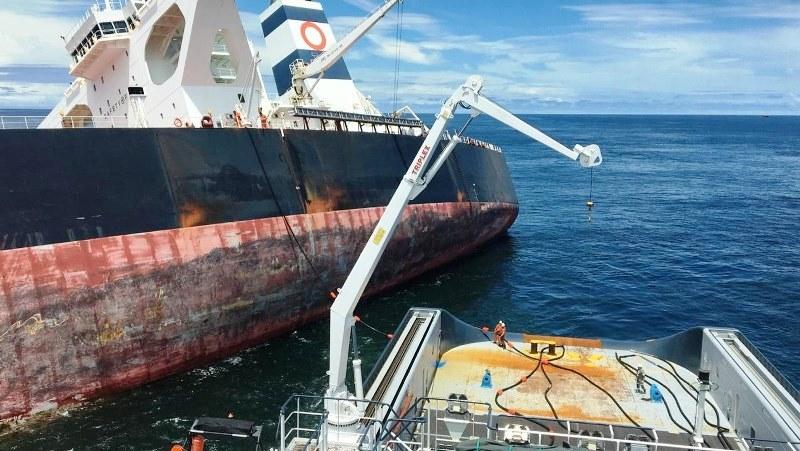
top-left (0, 116), bottom-right (129, 130)
top-left (66, 0), bottom-right (129, 44)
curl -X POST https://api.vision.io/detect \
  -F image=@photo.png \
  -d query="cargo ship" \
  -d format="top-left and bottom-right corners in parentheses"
top-left (0, 0), bottom-right (518, 421)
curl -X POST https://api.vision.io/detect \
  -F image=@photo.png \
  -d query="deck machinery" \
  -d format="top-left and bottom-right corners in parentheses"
top-left (270, 78), bottom-right (800, 451)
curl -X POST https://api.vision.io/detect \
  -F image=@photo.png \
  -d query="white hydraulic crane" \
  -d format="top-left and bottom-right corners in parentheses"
top-left (326, 75), bottom-right (603, 402)
top-left (289, 0), bottom-right (403, 103)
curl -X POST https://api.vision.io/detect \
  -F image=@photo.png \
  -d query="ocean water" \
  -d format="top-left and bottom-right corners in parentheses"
top-left (1, 115), bottom-right (798, 450)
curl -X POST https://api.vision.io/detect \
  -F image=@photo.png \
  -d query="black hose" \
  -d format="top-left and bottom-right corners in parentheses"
top-left (618, 353), bottom-right (732, 449)
top-left (542, 357), bottom-right (654, 441)
top-left (481, 330), bottom-right (652, 439)
top-left (540, 363), bottom-right (567, 430)
top-left (507, 344), bottom-right (652, 439)
top-left (494, 348), bottom-right (549, 431)
top-left (616, 355), bottom-right (695, 437)
top-left (628, 352), bottom-right (731, 435)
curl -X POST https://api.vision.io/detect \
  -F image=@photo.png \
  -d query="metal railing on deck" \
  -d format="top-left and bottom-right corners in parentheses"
top-left (278, 394), bottom-right (404, 451)
top-left (67, 0), bottom-right (127, 40)
top-left (277, 394), bottom-right (789, 451)
top-left (0, 116), bottom-right (129, 130)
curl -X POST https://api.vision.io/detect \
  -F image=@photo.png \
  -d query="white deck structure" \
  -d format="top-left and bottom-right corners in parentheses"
top-left (32, 0), bottom-right (404, 131)
top-left (41, 0), bottom-right (268, 129)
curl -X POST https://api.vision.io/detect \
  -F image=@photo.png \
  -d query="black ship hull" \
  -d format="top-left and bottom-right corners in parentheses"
top-left (0, 128), bottom-right (517, 420)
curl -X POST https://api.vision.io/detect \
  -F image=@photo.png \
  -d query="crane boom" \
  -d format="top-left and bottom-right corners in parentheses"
top-left (290, 0), bottom-right (402, 101)
top-left (326, 75), bottom-right (602, 400)
top-left (302, 0), bottom-right (402, 80)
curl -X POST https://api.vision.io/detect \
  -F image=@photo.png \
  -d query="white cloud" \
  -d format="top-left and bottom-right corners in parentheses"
top-left (0, 11), bottom-right (72, 66)
top-left (564, 3), bottom-right (705, 26)
top-left (341, 0), bottom-right (378, 13)
top-left (0, 81), bottom-right (67, 109)
top-left (364, 36), bottom-right (438, 65)
top-left (0, 0), bottom-right (87, 15)
top-left (716, 2), bottom-right (800, 20)
top-left (0, 0), bottom-right (798, 114)
top-left (566, 1), bottom-right (800, 26)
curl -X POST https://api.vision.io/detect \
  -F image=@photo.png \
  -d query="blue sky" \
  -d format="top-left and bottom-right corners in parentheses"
top-left (0, 0), bottom-right (798, 114)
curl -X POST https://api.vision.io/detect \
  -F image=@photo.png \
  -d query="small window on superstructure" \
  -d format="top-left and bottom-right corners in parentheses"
top-left (210, 30), bottom-right (238, 84)
top-left (100, 22), bottom-right (115, 36)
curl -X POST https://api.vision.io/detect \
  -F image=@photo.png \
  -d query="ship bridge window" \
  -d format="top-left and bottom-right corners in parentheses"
top-left (210, 30), bottom-right (238, 84)
top-left (100, 22), bottom-right (116, 35)
top-left (144, 4), bottom-right (185, 85)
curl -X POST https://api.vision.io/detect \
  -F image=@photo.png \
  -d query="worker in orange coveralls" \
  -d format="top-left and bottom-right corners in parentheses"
top-left (493, 320), bottom-right (507, 348)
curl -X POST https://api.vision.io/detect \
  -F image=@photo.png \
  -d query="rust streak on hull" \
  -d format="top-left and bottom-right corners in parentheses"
top-left (0, 201), bottom-right (517, 421)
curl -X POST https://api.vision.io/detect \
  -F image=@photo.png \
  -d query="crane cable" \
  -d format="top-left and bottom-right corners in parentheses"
top-left (246, 130), bottom-right (322, 279)
top-left (586, 167), bottom-right (595, 220)
top-left (354, 315), bottom-right (394, 339)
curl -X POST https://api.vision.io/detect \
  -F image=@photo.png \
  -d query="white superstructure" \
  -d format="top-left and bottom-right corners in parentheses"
top-left (41, 0), bottom-right (267, 129)
top-left (35, 0), bottom-right (409, 131)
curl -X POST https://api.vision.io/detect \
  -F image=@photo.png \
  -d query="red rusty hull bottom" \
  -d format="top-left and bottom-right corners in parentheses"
top-left (0, 201), bottom-right (517, 420)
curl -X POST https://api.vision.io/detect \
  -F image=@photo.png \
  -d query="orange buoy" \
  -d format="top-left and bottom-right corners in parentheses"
top-left (173, 117), bottom-right (183, 128)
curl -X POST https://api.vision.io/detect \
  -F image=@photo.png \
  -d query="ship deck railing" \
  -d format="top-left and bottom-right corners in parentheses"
top-left (67, 0), bottom-right (129, 45)
top-left (278, 394), bottom-right (800, 451)
top-left (291, 106), bottom-right (426, 136)
top-left (0, 115), bottom-right (129, 130)
top-left (285, 107), bottom-right (502, 151)
top-left (279, 394), bottom-right (403, 451)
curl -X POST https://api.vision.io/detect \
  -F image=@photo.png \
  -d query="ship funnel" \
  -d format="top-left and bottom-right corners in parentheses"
top-left (258, 0), bottom-right (374, 113)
